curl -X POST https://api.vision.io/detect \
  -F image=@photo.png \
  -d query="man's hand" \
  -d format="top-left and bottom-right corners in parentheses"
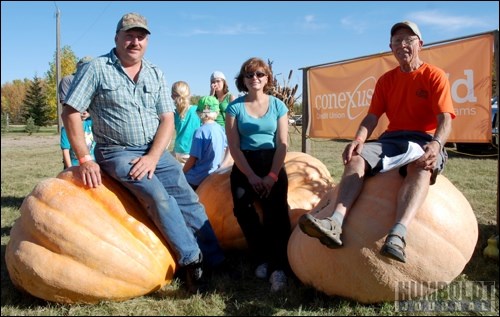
top-left (343, 140), bottom-right (364, 165)
top-left (417, 141), bottom-right (441, 170)
top-left (78, 161), bottom-right (102, 188)
top-left (129, 155), bottom-right (158, 180)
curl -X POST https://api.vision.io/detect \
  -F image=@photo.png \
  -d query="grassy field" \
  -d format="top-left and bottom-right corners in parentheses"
top-left (1, 126), bottom-right (498, 316)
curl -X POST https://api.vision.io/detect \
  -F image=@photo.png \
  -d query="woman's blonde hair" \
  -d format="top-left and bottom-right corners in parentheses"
top-left (171, 81), bottom-right (191, 118)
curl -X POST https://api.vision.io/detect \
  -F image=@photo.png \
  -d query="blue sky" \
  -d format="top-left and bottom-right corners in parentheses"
top-left (1, 1), bottom-right (498, 98)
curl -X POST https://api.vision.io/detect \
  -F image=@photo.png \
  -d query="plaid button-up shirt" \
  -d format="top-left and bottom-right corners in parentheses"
top-left (65, 48), bottom-right (175, 146)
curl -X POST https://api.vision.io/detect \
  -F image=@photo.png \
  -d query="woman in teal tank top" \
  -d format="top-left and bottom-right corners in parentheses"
top-left (225, 58), bottom-right (291, 293)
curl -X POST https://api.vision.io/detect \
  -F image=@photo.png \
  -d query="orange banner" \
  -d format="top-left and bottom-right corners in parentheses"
top-left (307, 33), bottom-right (493, 142)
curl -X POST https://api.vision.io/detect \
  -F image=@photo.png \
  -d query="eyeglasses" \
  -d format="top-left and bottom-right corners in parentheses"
top-left (244, 71), bottom-right (267, 79)
top-left (123, 33), bottom-right (147, 42)
top-left (391, 37), bottom-right (419, 47)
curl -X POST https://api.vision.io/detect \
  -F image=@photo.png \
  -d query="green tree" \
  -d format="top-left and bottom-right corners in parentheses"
top-left (190, 95), bottom-right (202, 106)
top-left (44, 45), bottom-right (78, 121)
top-left (23, 75), bottom-right (51, 126)
top-left (24, 116), bottom-right (39, 135)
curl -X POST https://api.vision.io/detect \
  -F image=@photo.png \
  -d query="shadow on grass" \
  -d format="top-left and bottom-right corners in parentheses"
top-left (1, 196), bottom-right (24, 237)
top-left (1, 226), bottom-right (12, 238)
top-left (461, 223), bottom-right (499, 287)
top-left (1, 196), bottom-right (25, 210)
top-left (147, 250), bottom-right (361, 315)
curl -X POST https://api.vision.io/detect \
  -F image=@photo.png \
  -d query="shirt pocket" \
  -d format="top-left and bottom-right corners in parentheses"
top-left (97, 82), bottom-right (123, 102)
top-left (141, 82), bottom-right (161, 109)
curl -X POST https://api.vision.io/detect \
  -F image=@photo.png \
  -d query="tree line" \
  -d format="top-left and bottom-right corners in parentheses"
top-left (1, 46), bottom-right (80, 131)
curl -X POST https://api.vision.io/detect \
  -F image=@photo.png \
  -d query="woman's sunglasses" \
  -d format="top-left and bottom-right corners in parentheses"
top-left (244, 71), bottom-right (267, 79)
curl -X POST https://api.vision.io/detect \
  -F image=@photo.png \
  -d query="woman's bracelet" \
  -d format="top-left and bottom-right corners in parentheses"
top-left (268, 171), bottom-right (278, 182)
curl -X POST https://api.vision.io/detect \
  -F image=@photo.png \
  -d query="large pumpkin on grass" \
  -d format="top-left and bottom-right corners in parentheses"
top-left (5, 168), bottom-right (176, 304)
top-left (287, 170), bottom-right (478, 303)
top-left (196, 151), bottom-right (334, 250)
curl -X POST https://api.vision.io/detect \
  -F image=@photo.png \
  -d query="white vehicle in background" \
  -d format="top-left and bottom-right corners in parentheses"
top-left (288, 115), bottom-right (302, 126)
top-left (492, 96), bottom-right (498, 146)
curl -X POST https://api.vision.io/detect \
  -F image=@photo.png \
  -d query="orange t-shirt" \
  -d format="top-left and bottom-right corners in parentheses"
top-left (369, 63), bottom-right (456, 134)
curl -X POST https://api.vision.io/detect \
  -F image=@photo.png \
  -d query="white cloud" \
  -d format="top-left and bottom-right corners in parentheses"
top-left (340, 16), bottom-right (367, 34)
top-left (178, 23), bottom-right (262, 36)
top-left (409, 10), bottom-right (490, 31)
top-left (298, 14), bottom-right (327, 31)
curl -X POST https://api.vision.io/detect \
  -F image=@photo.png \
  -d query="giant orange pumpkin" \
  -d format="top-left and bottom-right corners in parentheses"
top-left (196, 151), bottom-right (334, 250)
top-left (287, 170), bottom-right (478, 303)
top-left (5, 168), bottom-right (176, 304)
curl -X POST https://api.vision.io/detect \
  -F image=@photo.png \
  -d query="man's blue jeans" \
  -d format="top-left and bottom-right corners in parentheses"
top-left (95, 144), bottom-right (224, 267)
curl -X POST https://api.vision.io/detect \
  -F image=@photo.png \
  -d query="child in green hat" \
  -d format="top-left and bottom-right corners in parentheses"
top-left (183, 96), bottom-right (231, 190)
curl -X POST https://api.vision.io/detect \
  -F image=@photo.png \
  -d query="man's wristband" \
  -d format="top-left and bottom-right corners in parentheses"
top-left (431, 137), bottom-right (443, 150)
top-left (268, 171), bottom-right (278, 182)
top-left (78, 155), bottom-right (93, 165)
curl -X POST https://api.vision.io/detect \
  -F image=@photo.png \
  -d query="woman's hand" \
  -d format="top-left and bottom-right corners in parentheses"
top-left (260, 175), bottom-right (276, 198)
top-left (248, 174), bottom-right (268, 198)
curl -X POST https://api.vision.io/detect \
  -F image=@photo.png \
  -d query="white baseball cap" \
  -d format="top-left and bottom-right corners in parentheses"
top-left (210, 71), bottom-right (226, 82)
top-left (390, 21), bottom-right (422, 41)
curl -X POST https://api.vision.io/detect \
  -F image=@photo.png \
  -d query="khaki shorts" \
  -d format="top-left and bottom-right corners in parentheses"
top-left (360, 131), bottom-right (447, 185)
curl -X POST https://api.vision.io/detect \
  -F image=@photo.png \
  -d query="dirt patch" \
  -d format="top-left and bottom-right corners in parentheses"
top-left (1, 134), bottom-right (60, 149)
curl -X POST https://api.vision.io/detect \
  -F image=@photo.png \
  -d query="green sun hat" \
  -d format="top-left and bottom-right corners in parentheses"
top-left (197, 96), bottom-right (219, 113)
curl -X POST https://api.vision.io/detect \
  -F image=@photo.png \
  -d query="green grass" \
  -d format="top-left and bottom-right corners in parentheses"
top-left (1, 127), bottom-right (498, 316)
top-left (4, 124), bottom-right (61, 135)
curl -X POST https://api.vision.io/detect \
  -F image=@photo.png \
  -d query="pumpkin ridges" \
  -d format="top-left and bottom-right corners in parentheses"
top-left (403, 176), bottom-right (477, 275)
top-left (8, 239), bottom-right (155, 304)
top-left (57, 169), bottom-right (170, 256)
top-left (285, 156), bottom-right (333, 191)
top-left (416, 176), bottom-right (478, 260)
top-left (56, 169), bottom-right (174, 274)
top-left (17, 179), bottom-right (164, 287)
top-left (409, 220), bottom-right (474, 272)
top-left (46, 179), bottom-right (164, 275)
top-left (6, 169), bottom-right (177, 304)
top-left (16, 196), bottom-right (65, 254)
